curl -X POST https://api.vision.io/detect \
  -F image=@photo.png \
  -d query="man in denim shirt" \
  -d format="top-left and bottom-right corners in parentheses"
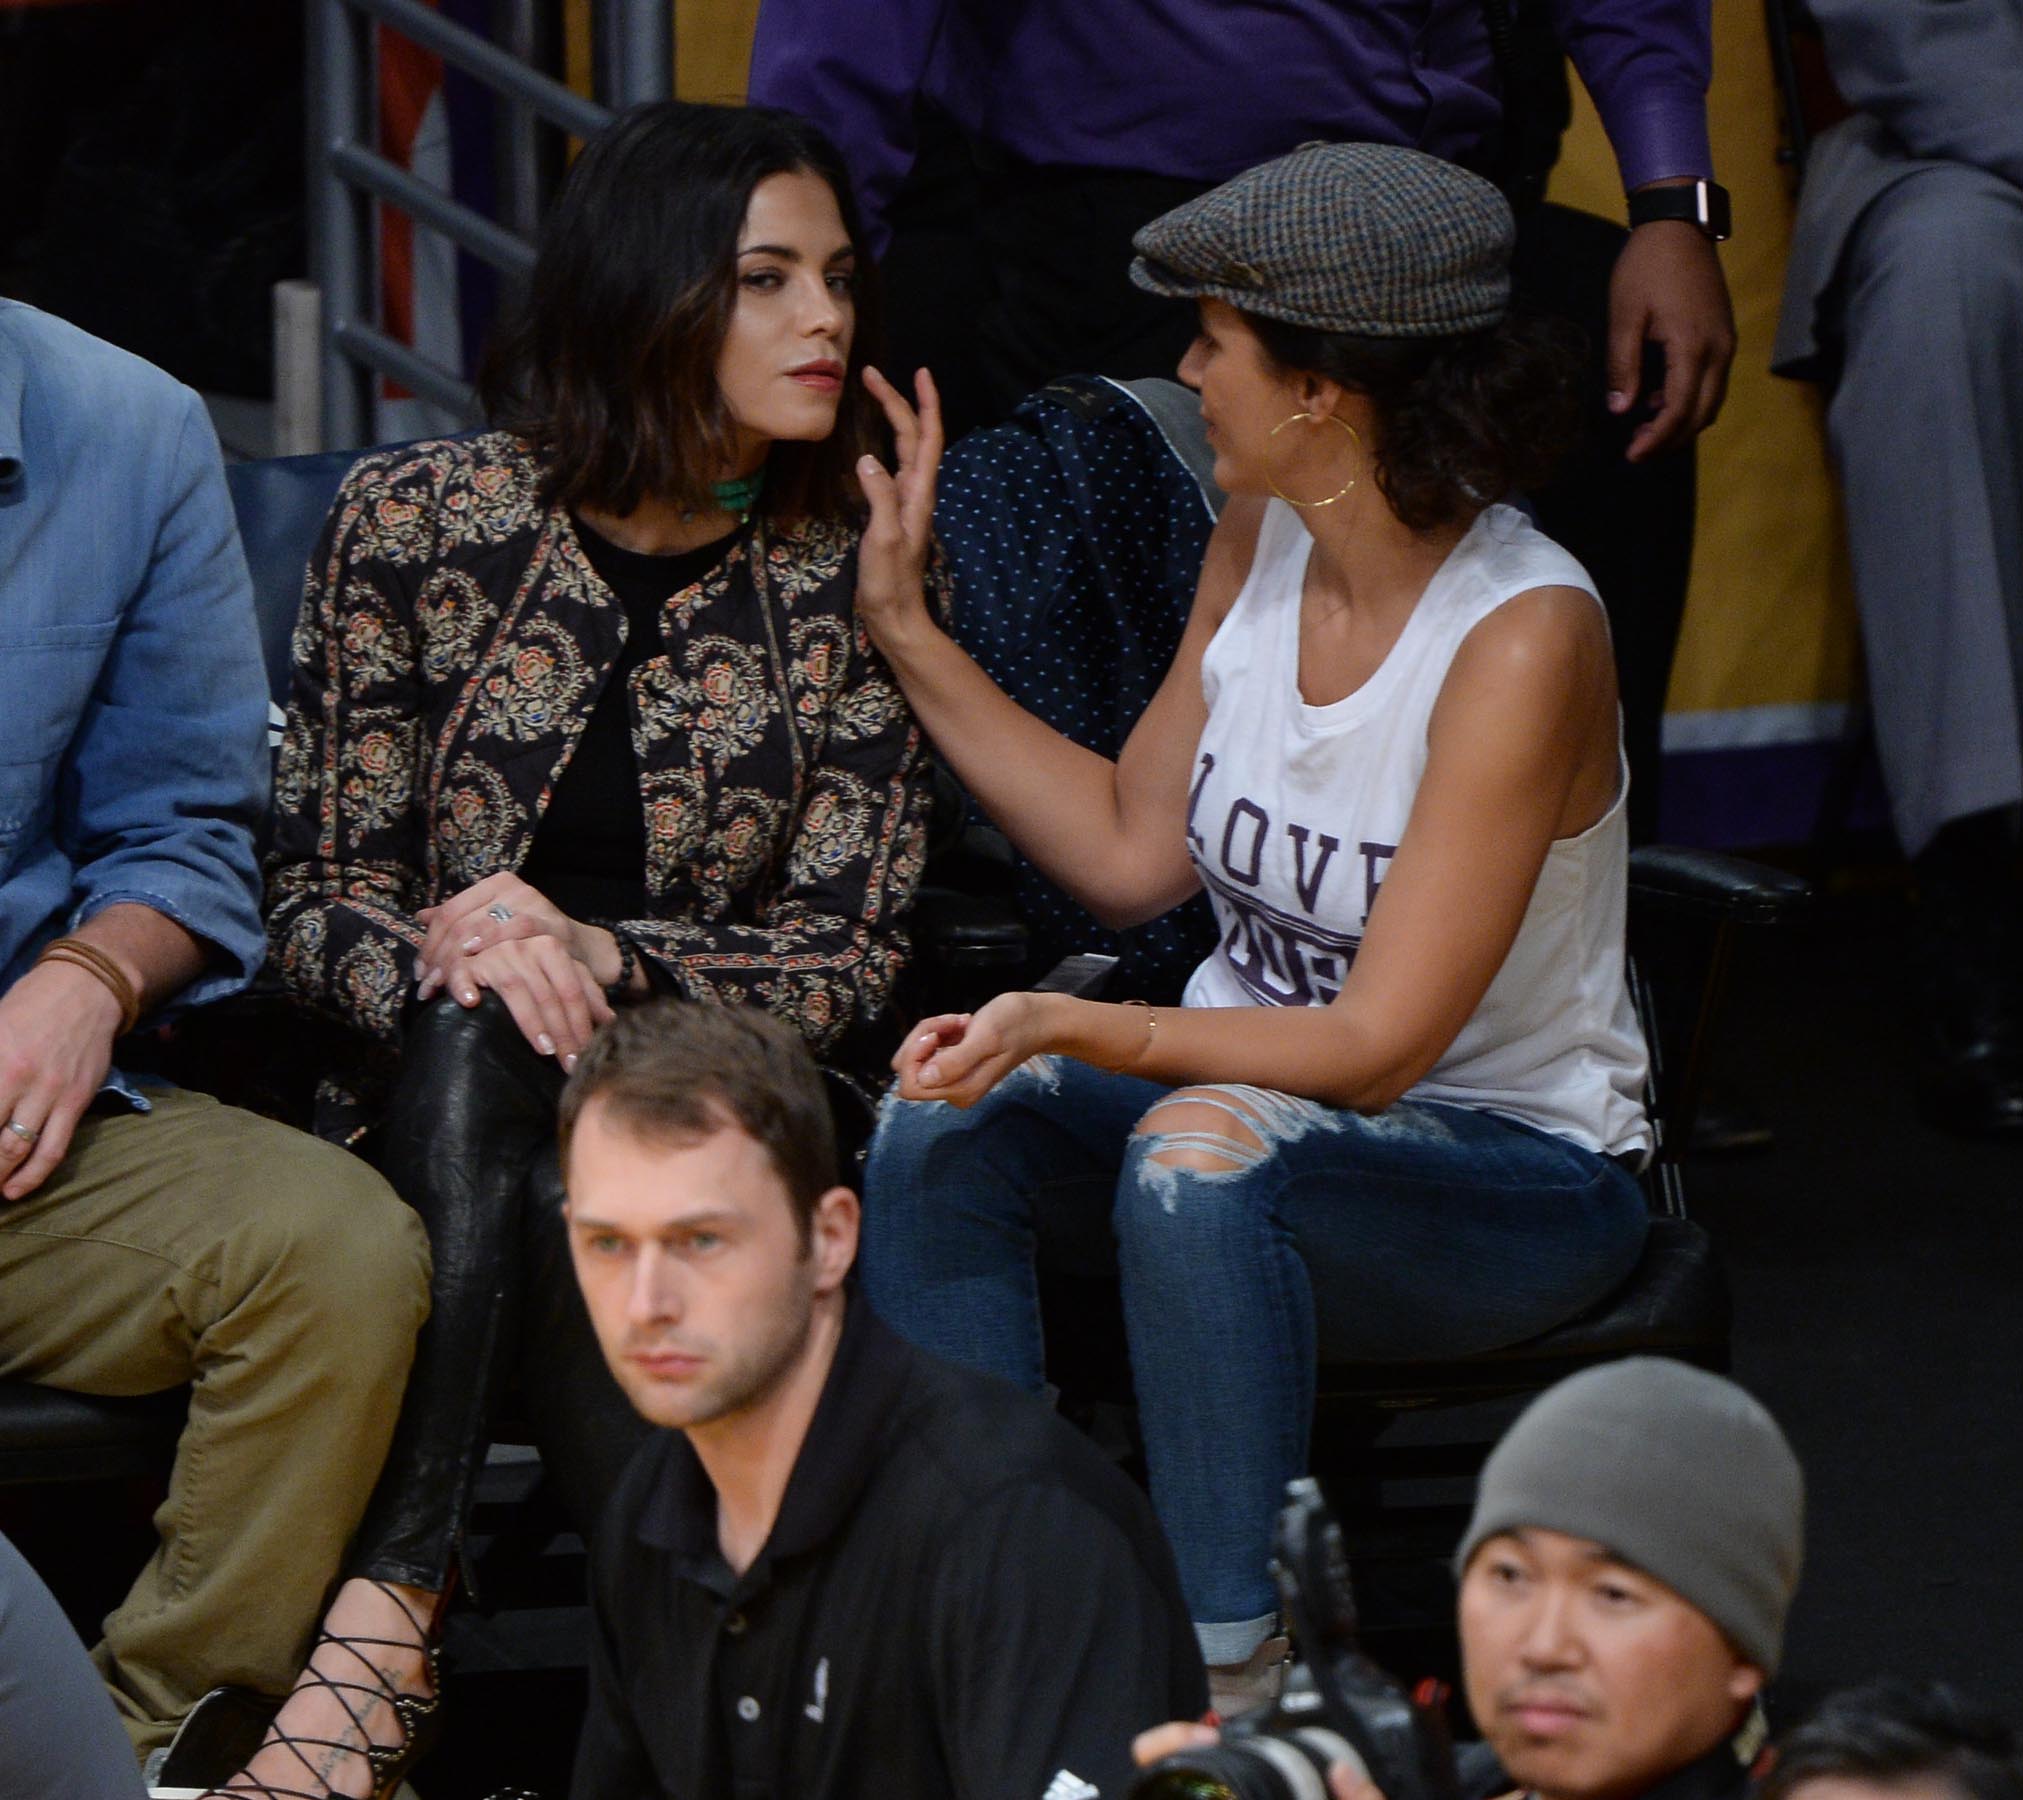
top-left (0, 300), bottom-right (430, 1772)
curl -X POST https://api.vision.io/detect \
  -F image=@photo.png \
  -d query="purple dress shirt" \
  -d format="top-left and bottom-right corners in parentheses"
top-left (749, 0), bottom-right (1713, 256)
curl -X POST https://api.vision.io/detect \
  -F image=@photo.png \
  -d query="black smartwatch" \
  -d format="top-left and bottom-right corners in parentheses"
top-left (1626, 179), bottom-right (1732, 242)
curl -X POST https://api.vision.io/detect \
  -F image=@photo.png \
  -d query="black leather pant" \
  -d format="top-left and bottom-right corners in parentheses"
top-left (344, 994), bottom-right (650, 1590)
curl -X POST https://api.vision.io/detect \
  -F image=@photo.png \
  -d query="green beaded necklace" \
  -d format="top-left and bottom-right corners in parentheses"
top-left (712, 468), bottom-right (766, 523)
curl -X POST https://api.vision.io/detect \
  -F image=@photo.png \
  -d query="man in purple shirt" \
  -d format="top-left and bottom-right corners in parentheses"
top-left (749, 0), bottom-right (1732, 462)
top-left (752, 0), bottom-right (1733, 849)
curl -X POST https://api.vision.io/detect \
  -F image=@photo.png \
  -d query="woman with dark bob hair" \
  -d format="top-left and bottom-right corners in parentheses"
top-left (236, 102), bottom-right (942, 1796)
top-left (853, 143), bottom-right (1652, 1705)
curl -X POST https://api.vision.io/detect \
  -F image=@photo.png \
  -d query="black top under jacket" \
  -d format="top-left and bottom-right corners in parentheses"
top-left (571, 1295), bottom-right (1207, 1800)
top-left (518, 520), bottom-right (738, 924)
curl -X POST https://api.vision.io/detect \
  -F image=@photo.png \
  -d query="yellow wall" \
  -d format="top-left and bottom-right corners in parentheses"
top-left (564, 1), bottom-right (756, 102)
top-left (1549, 0), bottom-right (1858, 727)
top-left (676, 0), bottom-right (759, 100)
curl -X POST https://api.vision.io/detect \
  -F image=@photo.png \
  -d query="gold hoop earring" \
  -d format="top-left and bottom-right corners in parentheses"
top-left (1266, 411), bottom-right (1363, 509)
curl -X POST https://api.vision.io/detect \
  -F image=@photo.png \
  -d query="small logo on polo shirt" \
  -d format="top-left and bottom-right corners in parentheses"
top-left (1041, 1773), bottom-right (1100, 1800)
top-left (804, 1656), bottom-right (830, 1723)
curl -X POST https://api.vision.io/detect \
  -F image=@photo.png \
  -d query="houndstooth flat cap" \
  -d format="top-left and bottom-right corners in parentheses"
top-left (1130, 141), bottom-right (1515, 337)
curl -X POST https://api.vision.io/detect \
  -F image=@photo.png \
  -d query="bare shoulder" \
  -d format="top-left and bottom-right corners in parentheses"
top-left (1193, 495), bottom-right (1269, 631)
top-left (1448, 585), bottom-right (1613, 699)
top-left (1428, 586), bottom-right (1617, 781)
top-left (1422, 584), bottom-right (1619, 836)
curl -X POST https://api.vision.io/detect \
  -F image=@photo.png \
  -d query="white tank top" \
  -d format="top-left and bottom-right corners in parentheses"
top-left (1181, 500), bottom-right (1651, 1160)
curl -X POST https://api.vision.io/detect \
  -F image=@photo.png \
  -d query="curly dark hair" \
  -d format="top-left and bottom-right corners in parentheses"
top-left (1247, 311), bottom-right (1585, 533)
top-left (479, 100), bottom-right (884, 524)
top-left (1756, 1682), bottom-right (2023, 1800)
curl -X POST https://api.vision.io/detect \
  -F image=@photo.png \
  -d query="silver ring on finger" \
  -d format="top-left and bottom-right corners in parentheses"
top-left (4, 1119), bottom-right (38, 1147)
top-left (486, 902), bottom-right (514, 924)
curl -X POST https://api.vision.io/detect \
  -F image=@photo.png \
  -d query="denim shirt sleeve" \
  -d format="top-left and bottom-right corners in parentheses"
top-left (1548, 0), bottom-right (1714, 190)
top-left (62, 387), bottom-right (269, 1007)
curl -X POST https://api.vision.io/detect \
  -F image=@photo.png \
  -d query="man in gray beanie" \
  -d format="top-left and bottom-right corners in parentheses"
top-left (1456, 1356), bottom-right (1804, 1800)
top-left (1137, 1357), bottom-right (1804, 1800)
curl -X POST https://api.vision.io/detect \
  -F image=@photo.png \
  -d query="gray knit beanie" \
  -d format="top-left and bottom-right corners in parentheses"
top-left (1456, 1358), bottom-right (1805, 1674)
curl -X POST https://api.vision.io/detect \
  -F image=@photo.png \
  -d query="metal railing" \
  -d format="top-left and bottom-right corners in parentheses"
top-left (304, 0), bottom-right (672, 449)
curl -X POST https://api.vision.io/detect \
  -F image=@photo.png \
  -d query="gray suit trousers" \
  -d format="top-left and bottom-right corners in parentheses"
top-left (1825, 161), bottom-right (2023, 855)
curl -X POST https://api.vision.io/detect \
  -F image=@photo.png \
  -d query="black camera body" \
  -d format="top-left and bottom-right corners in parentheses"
top-left (1132, 1478), bottom-right (1460, 1800)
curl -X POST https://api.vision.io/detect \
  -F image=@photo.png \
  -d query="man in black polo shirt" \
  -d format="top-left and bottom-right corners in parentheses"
top-left (558, 999), bottom-right (1205, 1800)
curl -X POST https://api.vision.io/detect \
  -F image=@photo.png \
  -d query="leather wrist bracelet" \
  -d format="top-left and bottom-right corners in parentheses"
top-left (34, 937), bottom-right (142, 1037)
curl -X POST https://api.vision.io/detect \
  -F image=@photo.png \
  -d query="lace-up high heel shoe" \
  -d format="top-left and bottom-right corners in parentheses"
top-left (194, 1580), bottom-right (442, 1800)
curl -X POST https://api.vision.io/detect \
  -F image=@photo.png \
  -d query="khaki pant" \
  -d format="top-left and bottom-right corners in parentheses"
top-left (0, 1084), bottom-right (430, 1756)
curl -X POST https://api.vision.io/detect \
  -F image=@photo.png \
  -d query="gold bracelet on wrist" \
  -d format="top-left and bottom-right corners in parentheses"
top-left (1110, 998), bottom-right (1158, 1074)
top-left (34, 937), bottom-right (143, 1037)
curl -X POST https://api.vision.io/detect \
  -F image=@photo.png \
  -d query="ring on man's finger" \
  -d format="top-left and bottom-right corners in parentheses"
top-left (487, 902), bottom-right (514, 924)
top-left (4, 1119), bottom-right (38, 1146)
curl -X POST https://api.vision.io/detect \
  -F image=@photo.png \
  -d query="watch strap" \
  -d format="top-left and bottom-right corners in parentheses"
top-left (1627, 180), bottom-right (1731, 242)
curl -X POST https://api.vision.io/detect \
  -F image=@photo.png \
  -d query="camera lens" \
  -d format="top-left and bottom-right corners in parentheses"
top-left (1131, 1730), bottom-right (1355, 1800)
top-left (1130, 1746), bottom-right (1280, 1800)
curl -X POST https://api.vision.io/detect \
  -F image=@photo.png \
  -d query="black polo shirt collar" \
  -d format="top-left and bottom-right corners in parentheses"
top-left (634, 1290), bottom-right (913, 1589)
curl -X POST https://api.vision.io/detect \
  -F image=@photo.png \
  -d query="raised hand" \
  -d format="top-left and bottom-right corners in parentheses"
top-left (854, 365), bottom-right (945, 650)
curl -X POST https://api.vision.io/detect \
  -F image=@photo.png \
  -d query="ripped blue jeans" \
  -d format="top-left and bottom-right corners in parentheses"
top-left (859, 1055), bottom-right (1649, 1663)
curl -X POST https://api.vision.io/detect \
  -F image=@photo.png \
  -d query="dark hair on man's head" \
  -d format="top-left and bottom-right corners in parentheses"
top-left (1757, 1683), bottom-right (2023, 1800)
top-left (480, 100), bottom-right (883, 522)
top-left (558, 1000), bottom-right (839, 1246)
top-left (1246, 311), bottom-right (1584, 534)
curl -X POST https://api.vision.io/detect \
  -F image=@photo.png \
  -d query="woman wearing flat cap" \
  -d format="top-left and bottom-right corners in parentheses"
top-left (852, 142), bottom-right (1650, 1700)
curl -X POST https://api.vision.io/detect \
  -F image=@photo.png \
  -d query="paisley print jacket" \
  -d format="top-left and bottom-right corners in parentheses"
top-left (265, 432), bottom-right (937, 1082)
